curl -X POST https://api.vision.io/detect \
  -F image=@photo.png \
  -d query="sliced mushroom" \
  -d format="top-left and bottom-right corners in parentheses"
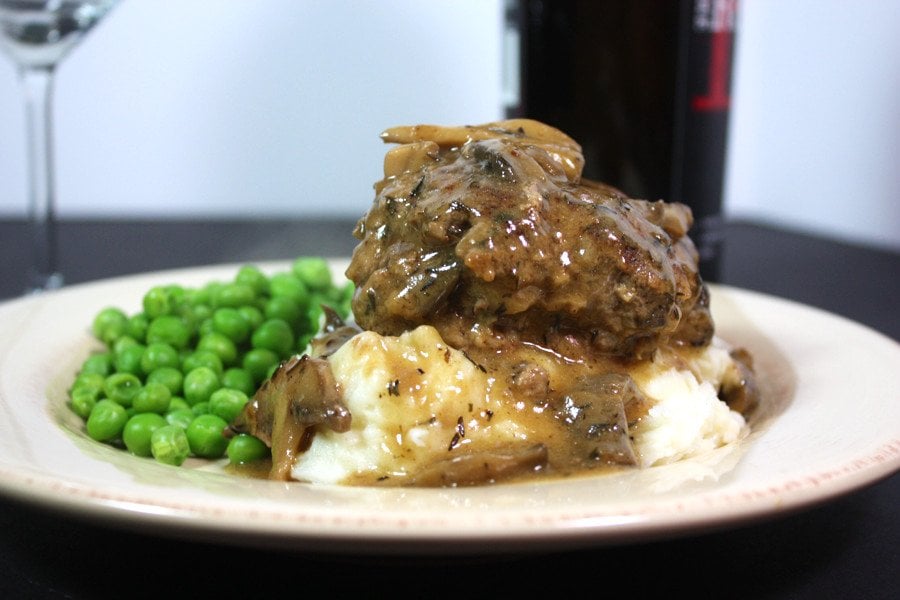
top-left (228, 354), bottom-right (350, 481)
top-left (554, 373), bottom-right (653, 467)
top-left (308, 306), bottom-right (361, 358)
top-left (720, 348), bottom-right (759, 415)
top-left (381, 119), bottom-right (584, 183)
top-left (382, 140), bottom-right (440, 179)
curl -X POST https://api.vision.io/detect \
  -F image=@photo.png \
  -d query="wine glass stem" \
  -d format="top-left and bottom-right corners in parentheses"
top-left (19, 65), bottom-right (63, 292)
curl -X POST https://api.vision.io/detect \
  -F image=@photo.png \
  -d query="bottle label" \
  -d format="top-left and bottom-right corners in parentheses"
top-left (691, 0), bottom-right (737, 112)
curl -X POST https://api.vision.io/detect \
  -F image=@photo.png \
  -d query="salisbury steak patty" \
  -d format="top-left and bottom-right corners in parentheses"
top-left (346, 120), bottom-right (712, 360)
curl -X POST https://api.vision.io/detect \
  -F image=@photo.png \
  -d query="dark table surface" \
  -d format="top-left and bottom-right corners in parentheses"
top-left (0, 218), bottom-right (897, 599)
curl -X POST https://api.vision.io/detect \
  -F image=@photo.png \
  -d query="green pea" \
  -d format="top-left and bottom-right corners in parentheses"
top-left (150, 425), bottom-right (191, 466)
top-left (221, 367), bottom-right (256, 396)
top-left (181, 350), bottom-right (224, 377)
top-left (252, 296), bottom-right (267, 313)
top-left (269, 273), bottom-right (308, 306)
top-left (337, 282), bottom-right (354, 318)
top-left (264, 296), bottom-right (302, 329)
top-left (197, 317), bottom-right (215, 338)
top-left (112, 335), bottom-right (140, 356)
top-left (211, 307), bottom-right (250, 344)
top-left (191, 285), bottom-right (212, 307)
top-left (143, 286), bottom-right (173, 318)
top-left (125, 313), bottom-right (150, 343)
top-left (320, 282), bottom-right (344, 304)
top-left (208, 388), bottom-right (248, 423)
top-left (237, 305), bottom-right (264, 331)
top-left (146, 366), bottom-right (183, 396)
top-left (92, 307), bottom-right (128, 345)
top-left (72, 372), bottom-right (106, 396)
top-left (186, 414), bottom-right (229, 458)
top-left (174, 303), bottom-right (201, 333)
top-left (165, 408), bottom-right (194, 430)
top-left (242, 348), bottom-right (280, 384)
top-left (305, 302), bottom-right (325, 334)
top-left (191, 303), bottom-right (212, 323)
top-left (251, 319), bottom-right (294, 357)
top-left (292, 257), bottom-right (332, 291)
top-left (182, 366), bottom-right (220, 406)
top-left (197, 332), bottom-right (238, 366)
top-left (146, 315), bottom-right (192, 350)
top-left (132, 382), bottom-right (172, 414)
top-left (70, 387), bottom-right (100, 419)
top-left (114, 344), bottom-right (146, 376)
top-left (123, 413), bottom-right (168, 457)
top-left (80, 352), bottom-right (112, 377)
top-left (191, 402), bottom-right (210, 416)
top-left (104, 373), bottom-right (142, 407)
top-left (140, 342), bottom-right (180, 374)
top-left (211, 283), bottom-right (255, 309)
top-left (164, 285), bottom-right (188, 309)
top-left (86, 399), bottom-right (128, 442)
top-left (226, 434), bottom-right (270, 464)
top-left (235, 265), bottom-right (269, 296)
top-left (167, 396), bottom-right (190, 412)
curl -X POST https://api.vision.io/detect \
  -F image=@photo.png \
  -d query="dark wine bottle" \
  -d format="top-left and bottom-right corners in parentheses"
top-left (509, 0), bottom-right (738, 281)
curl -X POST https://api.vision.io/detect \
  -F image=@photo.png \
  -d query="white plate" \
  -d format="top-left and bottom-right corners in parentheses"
top-left (0, 261), bottom-right (898, 555)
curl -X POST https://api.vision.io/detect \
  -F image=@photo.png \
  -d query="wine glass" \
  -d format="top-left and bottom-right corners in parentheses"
top-left (0, 0), bottom-right (120, 293)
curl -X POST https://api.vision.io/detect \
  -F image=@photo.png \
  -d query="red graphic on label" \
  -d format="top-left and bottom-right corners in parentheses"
top-left (691, 0), bottom-right (736, 112)
top-left (692, 29), bottom-right (733, 112)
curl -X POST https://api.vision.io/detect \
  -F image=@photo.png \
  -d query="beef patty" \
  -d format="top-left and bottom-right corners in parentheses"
top-left (346, 119), bottom-right (712, 361)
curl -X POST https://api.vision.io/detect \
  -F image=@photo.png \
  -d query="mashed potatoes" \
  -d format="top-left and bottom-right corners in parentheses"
top-left (290, 326), bottom-right (748, 486)
top-left (629, 339), bottom-right (748, 467)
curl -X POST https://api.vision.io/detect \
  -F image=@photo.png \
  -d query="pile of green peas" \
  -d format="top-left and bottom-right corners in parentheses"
top-left (68, 257), bottom-right (354, 468)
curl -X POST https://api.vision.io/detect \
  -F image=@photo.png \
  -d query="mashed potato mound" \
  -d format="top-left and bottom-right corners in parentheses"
top-left (291, 326), bottom-right (748, 486)
top-left (629, 339), bottom-right (748, 467)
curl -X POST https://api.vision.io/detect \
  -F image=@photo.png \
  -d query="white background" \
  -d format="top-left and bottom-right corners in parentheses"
top-left (725, 0), bottom-right (900, 251)
top-left (1, 0), bottom-right (898, 251)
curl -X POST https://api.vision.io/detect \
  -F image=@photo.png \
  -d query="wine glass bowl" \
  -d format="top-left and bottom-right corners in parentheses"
top-left (0, 0), bottom-right (119, 293)
top-left (0, 0), bottom-right (115, 67)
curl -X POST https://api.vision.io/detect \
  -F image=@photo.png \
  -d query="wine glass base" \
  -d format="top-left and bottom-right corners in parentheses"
top-left (26, 271), bottom-right (64, 295)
